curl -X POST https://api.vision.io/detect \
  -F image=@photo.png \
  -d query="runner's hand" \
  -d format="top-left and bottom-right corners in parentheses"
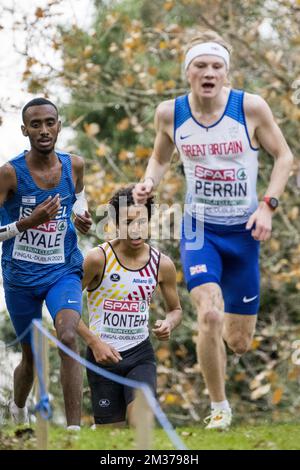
top-left (74, 210), bottom-right (92, 234)
top-left (133, 179), bottom-right (154, 205)
top-left (90, 337), bottom-right (122, 365)
top-left (152, 319), bottom-right (171, 341)
top-left (18, 195), bottom-right (61, 231)
top-left (246, 202), bottom-right (273, 241)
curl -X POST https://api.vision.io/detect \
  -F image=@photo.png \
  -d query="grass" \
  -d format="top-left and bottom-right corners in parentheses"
top-left (1, 423), bottom-right (300, 450)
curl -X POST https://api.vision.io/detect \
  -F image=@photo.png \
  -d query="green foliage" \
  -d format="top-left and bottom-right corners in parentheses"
top-left (4, 0), bottom-right (300, 423)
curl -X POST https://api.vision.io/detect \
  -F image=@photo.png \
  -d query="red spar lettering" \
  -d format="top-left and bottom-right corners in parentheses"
top-left (195, 165), bottom-right (235, 181)
top-left (103, 299), bottom-right (140, 312)
top-left (35, 221), bottom-right (57, 232)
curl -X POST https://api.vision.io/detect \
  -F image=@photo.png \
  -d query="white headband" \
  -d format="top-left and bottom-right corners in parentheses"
top-left (184, 42), bottom-right (230, 70)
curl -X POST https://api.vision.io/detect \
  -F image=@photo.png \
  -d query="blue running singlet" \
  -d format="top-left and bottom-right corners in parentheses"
top-left (1, 151), bottom-right (83, 287)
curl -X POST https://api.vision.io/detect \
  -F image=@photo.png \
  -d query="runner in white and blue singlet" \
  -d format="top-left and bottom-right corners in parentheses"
top-left (175, 88), bottom-right (261, 312)
top-left (0, 98), bottom-right (92, 428)
top-left (134, 30), bottom-right (293, 429)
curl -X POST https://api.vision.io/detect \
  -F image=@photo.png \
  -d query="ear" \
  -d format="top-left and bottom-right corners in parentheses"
top-left (58, 120), bottom-right (62, 133)
top-left (21, 125), bottom-right (28, 137)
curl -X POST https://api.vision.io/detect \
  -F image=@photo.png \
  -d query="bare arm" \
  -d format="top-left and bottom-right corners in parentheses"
top-left (77, 319), bottom-right (122, 364)
top-left (152, 254), bottom-right (182, 341)
top-left (71, 154), bottom-right (85, 193)
top-left (133, 100), bottom-right (176, 204)
top-left (245, 94), bottom-right (294, 241)
top-left (82, 247), bottom-right (105, 291)
top-left (71, 154), bottom-right (92, 234)
top-left (250, 95), bottom-right (294, 198)
top-left (0, 163), bottom-right (16, 207)
top-left (78, 248), bottom-right (122, 364)
top-left (77, 248), bottom-right (104, 346)
top-left (145, 101), bottom-right (176, 185)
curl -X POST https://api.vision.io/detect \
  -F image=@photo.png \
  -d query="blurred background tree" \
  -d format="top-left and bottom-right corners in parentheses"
top-left (1, 0), bottom-right (300, 425)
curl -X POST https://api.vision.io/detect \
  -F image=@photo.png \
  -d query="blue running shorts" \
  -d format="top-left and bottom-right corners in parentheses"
top-left (180, 214), bottom-right (260, 315)
top-left (4, 273), bottom-right (82, 344)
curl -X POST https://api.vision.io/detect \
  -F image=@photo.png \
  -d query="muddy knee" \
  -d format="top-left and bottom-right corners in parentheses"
top-left (226, 335), bottom-right (251, 355)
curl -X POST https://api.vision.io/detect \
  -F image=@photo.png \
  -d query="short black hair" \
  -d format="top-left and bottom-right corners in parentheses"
top-left (109, 185), bottom-right (154, 224)
top-left (22, 98), bottom-right (58, 123)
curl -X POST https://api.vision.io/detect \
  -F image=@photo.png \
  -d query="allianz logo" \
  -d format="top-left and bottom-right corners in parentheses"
top-left (133, 278), bottom-right (154, 284)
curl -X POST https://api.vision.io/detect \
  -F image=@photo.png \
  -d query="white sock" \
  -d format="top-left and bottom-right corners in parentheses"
top-left (67, 425), bottom-right (81, 431)
top-left (10, 400), bottom-right (29, 425)
top-left (11, 401), bottom-right (27, 414)
top-left (211, 400), bottom-right (231, 412)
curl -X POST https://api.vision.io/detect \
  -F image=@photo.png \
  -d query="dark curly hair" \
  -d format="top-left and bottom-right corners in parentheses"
top-left (109, 185), bottom-right (154, 225)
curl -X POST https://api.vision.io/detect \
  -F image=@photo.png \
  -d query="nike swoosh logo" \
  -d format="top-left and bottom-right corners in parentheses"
top-left (243, 295), bottom-right (258, 303)
top-left (180, 134), bottom-right (192, 140)
top-left (68, 300), bottom-right (79, 304)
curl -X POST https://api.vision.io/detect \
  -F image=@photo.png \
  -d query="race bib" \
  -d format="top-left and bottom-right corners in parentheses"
top-left (192, 164), bottom-right (250, 218)
top-left (90, 298), bottom-right (149, 350)
top-left (12, 204), bottom-right (68, 264)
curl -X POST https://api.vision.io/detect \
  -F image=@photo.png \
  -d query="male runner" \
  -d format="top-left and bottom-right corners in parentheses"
top-left (133, 30), bottom-right (293, 428)
top-left (77, 186), bottom-right (182, 426)
top-left (0, 98), bottom-right (92, 428)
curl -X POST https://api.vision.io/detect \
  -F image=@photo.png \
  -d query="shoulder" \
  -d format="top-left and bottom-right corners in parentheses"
top-left (155, 99), bottom-right (175, 126)
top-left (0, 162), bottom-right (16, 178)
top-left (243, 92), bottom-right (273, 123)
top-left (0, 163), bottom-right (17, 187)
top-left (85, 246), bottom-right (106, 269)
top-left (158, 252), bottom-right (176, 280)
top-left (0, 163), bottom-right (17, 196)
top-left (69, 154), bottom-right (85, 172)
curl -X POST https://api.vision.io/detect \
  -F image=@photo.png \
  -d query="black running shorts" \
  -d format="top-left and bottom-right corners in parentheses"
top-left (86, 338), bottom-right (157, 424)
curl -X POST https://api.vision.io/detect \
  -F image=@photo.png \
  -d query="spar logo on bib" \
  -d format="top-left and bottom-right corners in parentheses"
top-left (237, 168), bottom-right (247, 180)
top-left (103, 299), bottom-right (147, 313)
top-left (57, 220), bottom-right (67, 231)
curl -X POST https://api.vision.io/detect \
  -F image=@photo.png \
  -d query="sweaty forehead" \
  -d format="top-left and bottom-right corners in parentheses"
top-left (24, 104), bottom-right (58, 123)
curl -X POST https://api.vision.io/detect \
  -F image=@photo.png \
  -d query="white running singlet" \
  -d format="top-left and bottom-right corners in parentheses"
top-left (87, 241), bottom-right (160, 352)
top-left (174, 89), bottom-right (259, 225)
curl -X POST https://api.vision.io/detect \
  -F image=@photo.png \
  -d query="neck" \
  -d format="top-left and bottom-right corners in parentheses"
top-left (190, 87), bottom-right (228, 114)
top-left (115, 239), bottom-right (147, 257)
top-left (26, 149), bottom-right (57, 168)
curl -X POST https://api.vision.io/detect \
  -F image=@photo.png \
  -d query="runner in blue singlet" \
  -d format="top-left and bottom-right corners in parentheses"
top-left (0, 98), bottom-right (92, 428)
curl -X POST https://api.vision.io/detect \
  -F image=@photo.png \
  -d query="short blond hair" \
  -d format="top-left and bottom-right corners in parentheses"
top-left (185, 30), bottom-right (232, 56)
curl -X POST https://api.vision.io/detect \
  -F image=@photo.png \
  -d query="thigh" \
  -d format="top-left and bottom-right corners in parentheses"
top-left (4, 283), bottom-right (43, 344)
top-left (124, 360), bottom-right (157, 407)
top-left (181, 224), bottom-right (223, 293)
top-left (221, 231), bottom-right (260, 315)
top-left (86, 348), bottom-right (126, 425)
top-left (45, 273), bottom-right (82, 323)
